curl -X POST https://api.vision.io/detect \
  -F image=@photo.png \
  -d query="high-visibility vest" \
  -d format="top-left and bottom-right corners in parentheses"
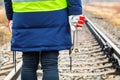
top-left (12, 0), bottom-right (67, 12)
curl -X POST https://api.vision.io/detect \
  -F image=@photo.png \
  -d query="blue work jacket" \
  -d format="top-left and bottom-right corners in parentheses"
top-left (4, 0), bottom-right (82, 52)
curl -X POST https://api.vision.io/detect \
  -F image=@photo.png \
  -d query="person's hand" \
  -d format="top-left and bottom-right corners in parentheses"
top-left (8, 20), bottom-right (12, 33)
top-left (69, 15), bottom-right (85, 31)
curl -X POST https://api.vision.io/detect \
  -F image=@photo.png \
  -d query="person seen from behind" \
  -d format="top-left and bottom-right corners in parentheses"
top-left (4, 0), bottom-right (84, 80)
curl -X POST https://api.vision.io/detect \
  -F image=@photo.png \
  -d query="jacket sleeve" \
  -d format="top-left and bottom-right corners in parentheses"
top-left (4, 0), bottom-right (13, 20)
top-left (67, 0), bottom-right (82, 15)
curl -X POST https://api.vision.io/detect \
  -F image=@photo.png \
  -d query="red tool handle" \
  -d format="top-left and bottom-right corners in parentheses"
top-left (76, 15), bottom-right (85, 29)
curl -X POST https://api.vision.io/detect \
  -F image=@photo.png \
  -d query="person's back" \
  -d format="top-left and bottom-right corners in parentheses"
top-left (4, 0), bottom-right (83, 79)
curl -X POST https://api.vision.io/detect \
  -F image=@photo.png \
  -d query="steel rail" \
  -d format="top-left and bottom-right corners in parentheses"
top-left (4, 61), bottom-right (22, 80)
top-left (85, 17), bottom-right (120, 55)
top-left (85, 17), bottom-right (120, 69)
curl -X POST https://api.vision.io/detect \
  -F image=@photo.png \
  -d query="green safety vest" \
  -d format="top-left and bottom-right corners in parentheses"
top-left (12, 0), bottom-right (67, 12)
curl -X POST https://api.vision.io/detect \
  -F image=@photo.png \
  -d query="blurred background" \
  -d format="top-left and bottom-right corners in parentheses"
top-left (0, 0), bottom-right (10, 47)
top-left (83, 0), bottom-right (120, 28)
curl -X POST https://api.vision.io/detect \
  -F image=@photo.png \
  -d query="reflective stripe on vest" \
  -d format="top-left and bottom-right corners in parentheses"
top-left (12, 0), bottom-right (67, 12)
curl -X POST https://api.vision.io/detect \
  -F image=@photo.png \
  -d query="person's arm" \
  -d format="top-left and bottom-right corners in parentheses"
top-left (4, 0), bottom-right (13, 20)
top-left (68, 0), bottom-right (85, 30)
top-left (67, 0), bottom-right (82, 15)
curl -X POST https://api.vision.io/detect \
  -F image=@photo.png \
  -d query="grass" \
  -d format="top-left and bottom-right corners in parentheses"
top-left (83, 2), bottom-right (120, 28)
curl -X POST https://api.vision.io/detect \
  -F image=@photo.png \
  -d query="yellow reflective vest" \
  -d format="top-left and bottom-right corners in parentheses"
top-left (12, 0), bottom-right (67, 12)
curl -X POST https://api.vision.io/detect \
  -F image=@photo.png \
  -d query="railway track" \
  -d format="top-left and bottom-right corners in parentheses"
top-left (58, 18), bottom-right (120, 80)
top-left (0, 43), bottom-right (22, 80)
top-left (1, 17), bottom-right (120, 80)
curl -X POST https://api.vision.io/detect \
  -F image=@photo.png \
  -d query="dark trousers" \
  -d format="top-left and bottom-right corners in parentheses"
top-left (21, 51), bottom-right (59, 80)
